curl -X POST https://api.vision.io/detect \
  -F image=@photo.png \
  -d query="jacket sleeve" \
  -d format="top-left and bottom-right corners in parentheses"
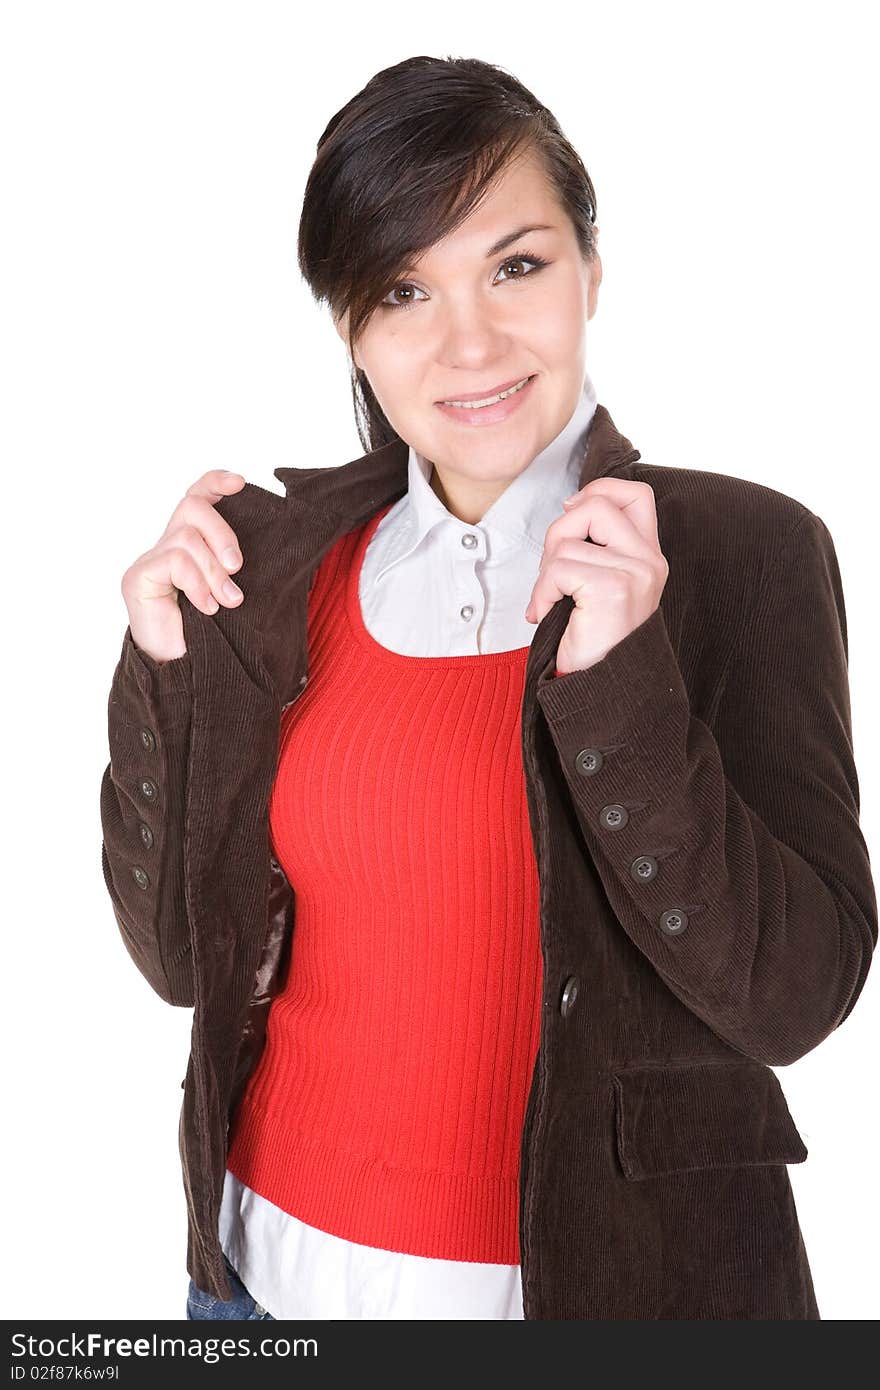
top-left (536, 507), bottom-right (877, 1067)
top-left (100, 626), bottom-right (195, 1007)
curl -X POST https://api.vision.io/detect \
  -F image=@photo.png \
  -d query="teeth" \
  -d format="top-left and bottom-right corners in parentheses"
top-left (442, 376), bottom-right (532, 408)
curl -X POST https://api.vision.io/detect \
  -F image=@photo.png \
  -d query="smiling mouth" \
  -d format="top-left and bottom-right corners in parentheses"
top-left (438, 375), bottom-right (536, 409)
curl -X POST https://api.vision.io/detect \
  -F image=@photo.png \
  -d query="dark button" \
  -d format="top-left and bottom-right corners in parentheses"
top-left (630, 855), bottom-right (658, 882)
top-left (574, 748), bottom-right (603, 777)
top-left (138, 821), bottom-right (154, 850)
top-left (599, 803), bottom-right (628, 830)
top-left (131, 865), bottom-right (150, 890)
top-left (659, 908), bottom-right (688, 935)
top-left (560, 974), bottom-right (580, 1018)
top-left (140, 778), bottom-right (158, 800)
top-left (140, 727), bottom-right (156, 754)
top-left (180, 1077), bottom-right (186, 1089)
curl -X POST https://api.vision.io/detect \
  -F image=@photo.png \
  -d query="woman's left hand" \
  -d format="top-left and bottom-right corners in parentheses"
top-left (524, 478), bottom-right (670, 674)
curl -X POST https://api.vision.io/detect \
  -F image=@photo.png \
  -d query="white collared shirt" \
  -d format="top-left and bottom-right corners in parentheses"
top-left (218, 371), bottom-right (600, 1319)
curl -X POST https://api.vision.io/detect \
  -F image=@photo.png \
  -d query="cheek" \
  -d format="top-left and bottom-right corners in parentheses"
top-left (527, 282), bottom-right (587, 359)
top-left (363, 367), bottom-right (434, 445)
top-left (357, 339), bottom-right (420, 410)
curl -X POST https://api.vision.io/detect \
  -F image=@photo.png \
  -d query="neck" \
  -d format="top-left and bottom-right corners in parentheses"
top-left (429, 463), bottom-right (515, 525)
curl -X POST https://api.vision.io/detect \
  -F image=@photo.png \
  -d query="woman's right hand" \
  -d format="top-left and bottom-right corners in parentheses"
top-left (121, 469), bottom-right (249, 664)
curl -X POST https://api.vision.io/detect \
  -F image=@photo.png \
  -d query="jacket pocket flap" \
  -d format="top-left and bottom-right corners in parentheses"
top-left (611, 1060), bottom-right (808, 1180)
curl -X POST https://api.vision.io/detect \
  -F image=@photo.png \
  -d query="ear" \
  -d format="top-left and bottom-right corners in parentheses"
top-left (586, 237), bottom-right (602, 320)
top-left (334, 310), bottom-right (364, 372)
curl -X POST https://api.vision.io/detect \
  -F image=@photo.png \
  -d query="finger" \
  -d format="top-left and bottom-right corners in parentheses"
top-left (154, 524), bottom-right (246, 612)
top-left (186, 468), bottom-right (247, 503)
top-left (134, 545), bottom-right (220, 617)
top-left (529, 544), bottom-right (656, 623)
top-left (546, 491), bottom-right (659, 568)
top-left (561, 478), bottom-right (661, 548)
top-left (161, 488), bottom-right (246, 572)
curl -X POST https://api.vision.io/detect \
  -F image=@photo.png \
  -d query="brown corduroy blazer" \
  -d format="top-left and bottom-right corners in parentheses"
top-left (100, 403), bottom-right (877, 1319)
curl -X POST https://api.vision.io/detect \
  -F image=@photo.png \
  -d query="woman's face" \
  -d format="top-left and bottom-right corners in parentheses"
top-left (334, 148), bottom-right (601, 516)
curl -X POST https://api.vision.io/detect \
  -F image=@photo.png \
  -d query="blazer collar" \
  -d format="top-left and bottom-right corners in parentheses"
top-left (182, 400), bottom-right (644, 721)
top-left (271, 401), bottom-right (641, 534)
top-left (261, 401), bottom-right (643, 702)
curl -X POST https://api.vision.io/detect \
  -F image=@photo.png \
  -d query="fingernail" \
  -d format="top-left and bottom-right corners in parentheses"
top-left (222, 546), bottom-right (241, 569)
top-left (223, 579), bottom-right (242, 600)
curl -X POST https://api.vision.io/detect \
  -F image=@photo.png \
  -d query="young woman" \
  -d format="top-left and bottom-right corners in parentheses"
top-left (100, 55), bottom-right (877, 1321)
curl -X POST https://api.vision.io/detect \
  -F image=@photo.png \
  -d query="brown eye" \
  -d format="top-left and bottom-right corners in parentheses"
top-left (381, 282), bottom-right (425, 312)
top-left (495, 254), bottom-right (549, 283)
top-left (379, 252), bottom-right (549, 312)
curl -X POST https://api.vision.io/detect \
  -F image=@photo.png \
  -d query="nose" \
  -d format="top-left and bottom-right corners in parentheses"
top-left (436, 305), bottom-right (513, 371)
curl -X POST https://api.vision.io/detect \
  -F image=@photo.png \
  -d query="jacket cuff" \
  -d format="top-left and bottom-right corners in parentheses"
top-left (537, 605), bottom-right (685, 739)
top-left (115, 625), bottom-right (193, 725)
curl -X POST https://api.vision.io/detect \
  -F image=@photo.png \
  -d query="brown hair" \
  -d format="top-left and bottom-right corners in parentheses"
top-left (297, 56), bottom-right (599, 452)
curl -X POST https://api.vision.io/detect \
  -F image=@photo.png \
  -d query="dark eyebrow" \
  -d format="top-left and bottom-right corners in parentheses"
top-left (485, 223), bottom-right (556, 257)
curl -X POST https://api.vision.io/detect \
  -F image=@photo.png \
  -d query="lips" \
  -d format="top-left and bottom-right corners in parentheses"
top-left (436, 375), bottom-right (534, 404)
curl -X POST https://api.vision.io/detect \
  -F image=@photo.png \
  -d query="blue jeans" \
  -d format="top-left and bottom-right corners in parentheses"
top-left (186, 1252), bottom-right (276, 1320)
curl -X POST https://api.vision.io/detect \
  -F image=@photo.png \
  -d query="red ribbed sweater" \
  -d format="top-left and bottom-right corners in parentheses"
top-left (225, 503), bottom-right (544, 1263)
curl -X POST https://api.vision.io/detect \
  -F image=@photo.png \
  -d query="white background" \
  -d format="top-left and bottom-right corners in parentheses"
top-left (2, 0), bottom-right (877, 1321)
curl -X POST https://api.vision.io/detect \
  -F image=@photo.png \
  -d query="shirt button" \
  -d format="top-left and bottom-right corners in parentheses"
top-left (631, 855), bottom-right (658, 882)
top-left (560, 975), bottom-right (580, 1017)
top-left (140, 727), bottom-right (156, 753)
top-left (659, 908), bottom-right (688, 935)
top-left (138, 821), bottom-right (154, 850)
top-left (460, 605), bottom-right (474, 621)
top-left (599, 803), bottom-right (629, 830)
top-left (461, 533), bottom-right (478, 549)
top-left (575, 748), bottom-right (604, 777)
top-left (131, 865), bottom-right (150, 891)
top-left (140, 778), bottom-right (158, 800)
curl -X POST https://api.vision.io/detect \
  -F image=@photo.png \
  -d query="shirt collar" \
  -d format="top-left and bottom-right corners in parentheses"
top-left (371, 371), bottom-right (600, 583)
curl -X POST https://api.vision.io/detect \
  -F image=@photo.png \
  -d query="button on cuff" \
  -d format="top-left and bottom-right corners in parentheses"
top-left (575, 748), bottom-right (604, 777)
top-left (658, 908), bottom-right (689, 935)
top-left (630, 855), bottom-right (658, 882)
